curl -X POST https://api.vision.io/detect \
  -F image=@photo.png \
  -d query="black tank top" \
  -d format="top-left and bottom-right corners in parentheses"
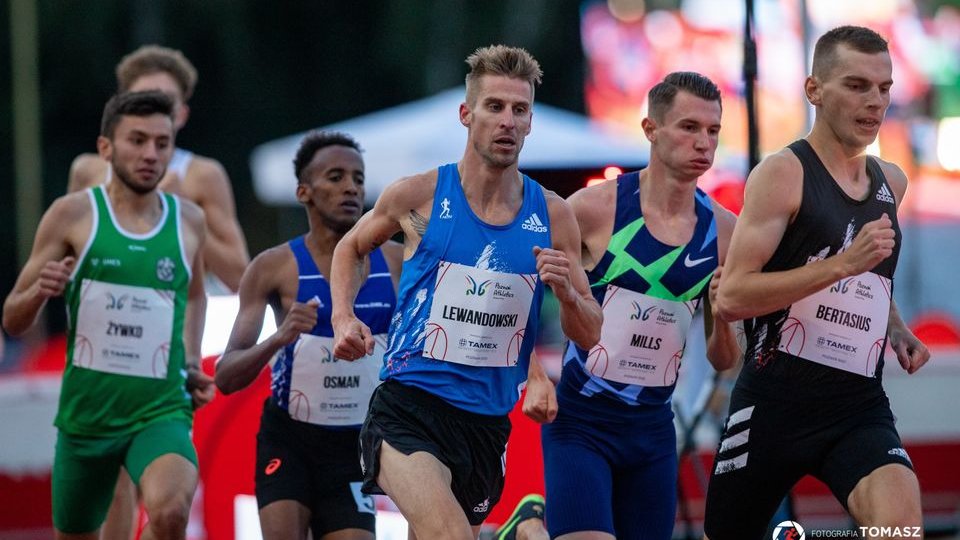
top-left (738, 139), bottom-right (901, 401)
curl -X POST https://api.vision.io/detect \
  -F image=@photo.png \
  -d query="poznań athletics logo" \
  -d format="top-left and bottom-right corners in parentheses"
top-left (630, 301), bottom-right (657, 321)
top-left (465, 275), bottom-right (493, 296)
top-left (106, 293), bottom-right (128, 310)
top-left (830, 277), bottom-right (854, 294)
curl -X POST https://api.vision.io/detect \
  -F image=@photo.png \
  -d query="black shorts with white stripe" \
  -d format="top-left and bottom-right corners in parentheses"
top-left (702, 385), bottom-right (912, 540)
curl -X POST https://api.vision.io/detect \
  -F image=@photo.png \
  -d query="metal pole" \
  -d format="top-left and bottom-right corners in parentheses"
top-left (10, 0), bottom-right (44, 267)
top-left (800, 0), bottom-right (814, 132)
top-left (743, 0), bottom-right (760, 173)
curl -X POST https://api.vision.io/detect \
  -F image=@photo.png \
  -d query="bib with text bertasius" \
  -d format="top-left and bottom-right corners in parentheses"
top-left (423, 261), bottom-right (538, 367)
top-left (288, 333), bottom-right (385, 425)
top-left (73, 279), bottom-right (175, 379)
top-left (778, 272), bottom-right (891, 377)
top-left (585, 285), bottom-right (696, 386)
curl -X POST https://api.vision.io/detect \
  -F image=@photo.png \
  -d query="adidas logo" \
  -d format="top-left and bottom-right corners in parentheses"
top-left (876, 183), bottom-right (895, 204)
top-left (521, 213), bottom-right (547, 233)
top-left (473, 498), bottom-right (490, 513)
top-left (888, 447), bottom-right (912, 464)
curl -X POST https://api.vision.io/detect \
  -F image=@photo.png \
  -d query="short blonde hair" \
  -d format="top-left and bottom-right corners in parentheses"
top-left (116, 45), bottom-right (198, 101)
top-left (465, 45), bottom-right (543, 104)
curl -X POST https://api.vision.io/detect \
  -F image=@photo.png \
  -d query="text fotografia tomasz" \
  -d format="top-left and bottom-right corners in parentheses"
top-left (803, 526), bottom-right (921, 538)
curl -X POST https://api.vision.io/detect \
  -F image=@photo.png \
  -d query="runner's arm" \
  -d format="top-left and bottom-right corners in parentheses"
top-left (878, 161), bottom-right (929, 374)
top-left (188, 159), bottom-right (249, 291)
top-left (542, 193), bottom-right (602, 350)
top-left (523, 351), bottom-right (557, 423)
top-left (216, 249), bottom-right (319, 393)
top-left (716, 151), bottom-right (893, 321)
top-left (703, 286), bottom-right (740, 371)
top-left (181, 203), bottom-right (213, 407)
top-left (566, 182), bottom-right (616, 272)
top-left (887, 300), bottom-right (929, 374)
top-left (183, 257), bottom-right (207, 370)
top-left (2, 197), bottom-right (82, 335)
top-left (704, 206), bottom-right (740, 371)
top-left (331, 178), bottom-right (414, 359)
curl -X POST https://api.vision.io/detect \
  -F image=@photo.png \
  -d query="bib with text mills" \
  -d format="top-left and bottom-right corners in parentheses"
top-left (383, 163), bottom-right (548, 416)
top-left (60, 186), bottom-right (193, 437)
top-left (562, 171), bottom-right (717, 409)
top-left (742, 139), bottom-right (901, 400)
top-left (272, 236), bottom-right (396, 428)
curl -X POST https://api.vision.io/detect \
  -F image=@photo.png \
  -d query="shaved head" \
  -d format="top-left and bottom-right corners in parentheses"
top-left (812, 26), bottom-right (888, 80)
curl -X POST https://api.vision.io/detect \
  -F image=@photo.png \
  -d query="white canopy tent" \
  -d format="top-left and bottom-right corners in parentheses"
top-left (249, 87), bottom-right (649, 206)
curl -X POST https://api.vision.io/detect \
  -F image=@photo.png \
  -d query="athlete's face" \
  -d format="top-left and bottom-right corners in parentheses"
top-left (461, 75), bottom-right (533, 169)
top-left (807, 45), bottom-right (892, 150)
top-left (99, 114), bottom-right (175, 195)
top-left (296, 145), bottom-right (365, 234)
top-left (129, 72), bottom-right (189, 131)
top-left (643, 90), bottom-right (721, 181)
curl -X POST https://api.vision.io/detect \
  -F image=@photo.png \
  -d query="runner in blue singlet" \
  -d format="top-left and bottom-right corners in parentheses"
top-left (329, 45), bottom-right (603, 540)
top-left (215, 131), bottom-right (402, 540)
top-left (505, 72), bottom-right (741, 540)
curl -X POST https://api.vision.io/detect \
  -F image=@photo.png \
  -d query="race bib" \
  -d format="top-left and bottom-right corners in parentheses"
top-left (584, 285), bottom-right (696, 386)
top-left (778, 272), bottom-right (891, 377)
top-left (73, 279), bottom-right (175, 379)
top-left (287, 333), bottom-right (385, 426)
top-left (423, 261), bottom-right (538, 367)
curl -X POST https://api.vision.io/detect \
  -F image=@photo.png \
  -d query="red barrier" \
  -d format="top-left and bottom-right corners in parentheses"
top-left (190, 363), bottom-right (545, 536)
top-left (192, 356), bottom-right (270, 540)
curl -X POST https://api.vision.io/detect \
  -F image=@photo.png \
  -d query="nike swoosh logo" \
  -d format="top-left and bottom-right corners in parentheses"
top-left (684, 254), bottom-right (714, 268)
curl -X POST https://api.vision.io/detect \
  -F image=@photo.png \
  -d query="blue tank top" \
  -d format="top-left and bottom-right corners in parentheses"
top-left (271, 236), bottom-right (396, 425)
top-left (383, 163), bottom-right (549, 415)
top-left (559, 171), bottom-right (717, 422)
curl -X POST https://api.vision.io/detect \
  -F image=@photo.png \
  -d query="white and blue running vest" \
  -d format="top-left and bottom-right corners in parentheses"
top-left (271, 236), bottom-right (396, 428)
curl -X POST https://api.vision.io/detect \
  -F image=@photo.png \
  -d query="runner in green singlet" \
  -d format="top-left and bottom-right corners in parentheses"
top-left (3, 91), bottom-right (213, 540)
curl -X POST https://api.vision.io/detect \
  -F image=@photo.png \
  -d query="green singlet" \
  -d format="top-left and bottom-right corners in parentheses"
top-left (58, 185), bottom-right (193, 437)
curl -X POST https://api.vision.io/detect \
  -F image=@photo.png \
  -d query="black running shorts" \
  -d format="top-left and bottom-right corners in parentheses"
top-left (255, 399), bottom-right (375, 536)
top-left (359, 380), bottom-right (511, 525)
top-left (703, 387), bottom-right (914, 540)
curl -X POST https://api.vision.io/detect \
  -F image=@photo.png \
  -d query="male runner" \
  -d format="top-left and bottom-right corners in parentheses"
top-left (68, 44), bottom-right (248, 292)
top-left (705, 26), bottom-right (929, 539)
top-left (500, 72), bottom-right (740, 540)
top-left (215, 131), bottom-right (402, 540)
top-left (330, 45), bottom-right (602, 540)
top-left (545, 71), bottom-right (739, 540)
top-left (3, 91), bottom-right (212, 540)
top-left (68, 46), bottom-right (249, 539)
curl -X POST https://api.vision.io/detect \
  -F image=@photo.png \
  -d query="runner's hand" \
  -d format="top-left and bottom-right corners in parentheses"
top-left (522, 375), bottom-right (558, 424)
top-left (534, 246), bottom-right (576, 303)
top-left (187, 365), bottom-right (215, 409)
top-left (840, 214), bottom-right (895, 276)
top-left (333, 316), bottom-right (375, 361)
top-left (890, 324), bottom-right (930, 375)
top-left (36, 256), bottom-right (75, 299)
top-left (275, 298), bottom-right (320, 347)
